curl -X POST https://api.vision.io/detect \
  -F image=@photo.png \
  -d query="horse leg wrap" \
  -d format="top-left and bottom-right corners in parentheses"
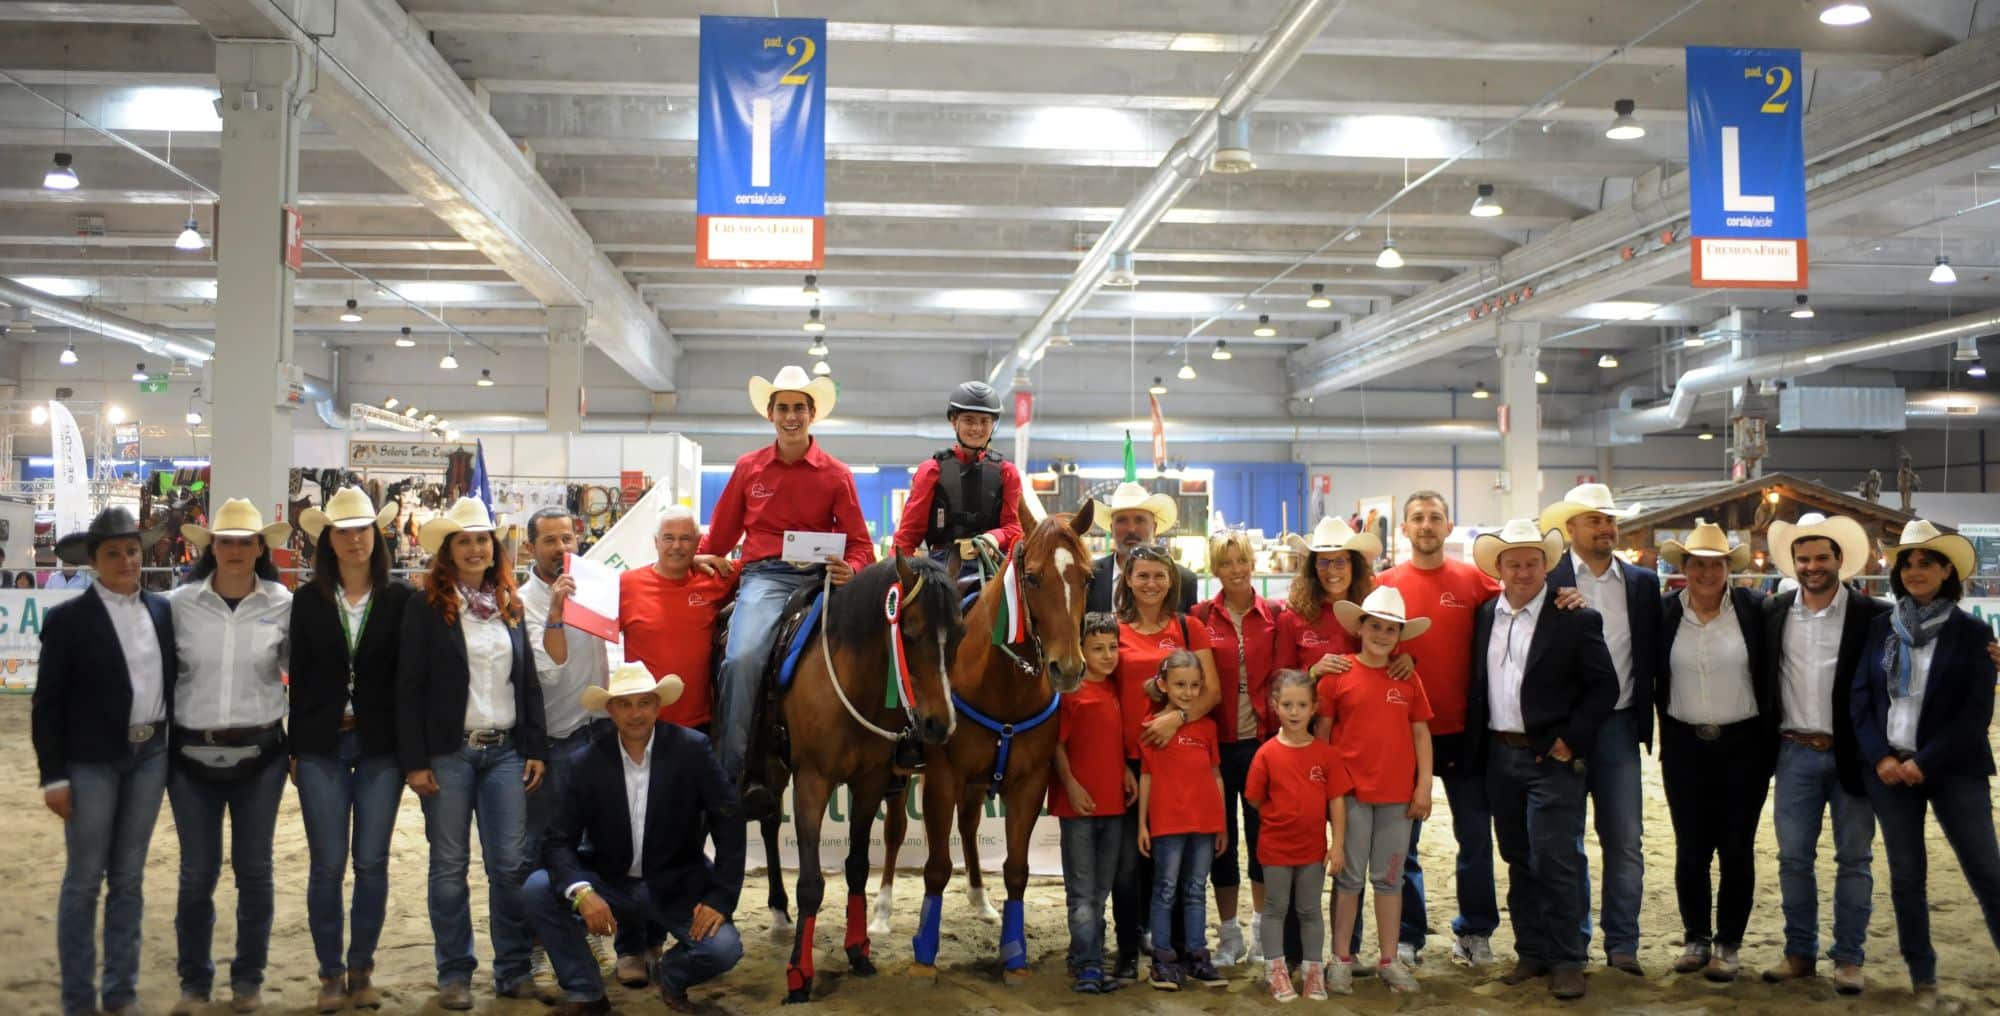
top-left (912, 895), bottom-right (944, 966)
top-left (785, 915), bottom-right (817, 995)
top-left (843, 893), bottom-right (870, 955)
top-left (999, 898), bottom-right (1028, 971)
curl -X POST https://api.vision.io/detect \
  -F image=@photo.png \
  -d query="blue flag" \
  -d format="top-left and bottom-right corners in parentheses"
top-left (471, 439), bottom-right (493, 515)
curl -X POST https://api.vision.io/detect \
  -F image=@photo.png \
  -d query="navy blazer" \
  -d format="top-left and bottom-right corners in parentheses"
top-left (1762, 587), bottom-right (1890, 796)
top-left (1851, 605), bottom-right (1996, 779)
top-left (542, 722), bottom-right (745, 918)
top-left (1659, 586), bottom-right (1775, 769)
top-left (1087, 553), bottom-right (1200, 615)
top-left (1548, 554), bottom-right (1663, 751)
top-left (289, 581), bottom-right (413, 761)
top-left (1466, 587), bottom-right (1620, 768)
top-left (395, 591), bottom-right (547, 773)
top-left (31, 583), bottom-right (178, 787)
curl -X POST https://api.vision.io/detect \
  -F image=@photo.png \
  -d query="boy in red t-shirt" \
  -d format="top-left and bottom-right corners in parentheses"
top-left (1051, 613), bottom-right (1134, 994)
top-left (1138, 651), bottom-right (1226, 992)
top-left (1318, 587), bottom-right (1435, 995)
top-left (1247, 669), bottom-right (1351, 1001)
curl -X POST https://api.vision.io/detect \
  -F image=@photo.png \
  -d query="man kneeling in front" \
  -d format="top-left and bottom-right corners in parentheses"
top-left (525, 664), bottom-right (745, 1014)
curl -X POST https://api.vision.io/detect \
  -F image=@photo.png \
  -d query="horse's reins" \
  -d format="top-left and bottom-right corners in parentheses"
top-left (818, 569), bottom-right (956, 743)
top-left (990, 542), bottom-right (1047, 675)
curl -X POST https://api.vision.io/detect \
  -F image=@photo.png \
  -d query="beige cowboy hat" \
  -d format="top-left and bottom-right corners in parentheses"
top-left (298, 486), bottom-right (399, 542)
top-left (1333, 585), bottom-right (1432, 642)
top-left (1660, 519), bottom-right (1752, 570)
top-left (1093, 481), bottom-right (1178, 534)
top-left (182, 498), bottom-right (292, 550)
top-left (1768, 512), bottom-right (1871, 581)
top-left (747, 364), bottom-right (838, 420)
top-left (1473, 518), bottom-right (1567, 579)
top-left (581, 661), bottom-right (686, 712)
top-left (418, 496), bottom-right (498, 556)
top-left (1538, 482), bottom-right (1643, 535)
top-left (1284, 515), bottom-right (1383, 564)
top-left (1885, 519), bottom-right (1976, 583)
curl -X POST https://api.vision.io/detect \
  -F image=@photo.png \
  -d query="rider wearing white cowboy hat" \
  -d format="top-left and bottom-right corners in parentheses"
top-left (1465, 518), bottom-right (1618, 1002)
top-left (697, 364), bottom-right (875, 819)
top-left (891, 381), bottom-right (1023, 575)
top-left (1538, 482), bottom-right (1659, 977)
top-left (1086, 481), bottom-right (1197, 614)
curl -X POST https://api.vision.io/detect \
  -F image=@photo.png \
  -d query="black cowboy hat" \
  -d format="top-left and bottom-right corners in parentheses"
top-left (54, 506), bottom-right (162, 566)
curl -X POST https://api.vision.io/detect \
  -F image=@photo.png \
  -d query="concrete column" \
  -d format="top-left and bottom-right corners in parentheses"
top-left (211, 41), bottom-right (307, 519)
top-left (546, 307), bottom-right (587, 433)
top-left (1497, 323), bottom-right (1541, 521)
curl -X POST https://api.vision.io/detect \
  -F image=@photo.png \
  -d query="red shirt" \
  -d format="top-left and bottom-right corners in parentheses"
top-left (1195, 593), bottom-right (1284, 743)
top-left (1049, 678), bottom-right (1125, 818)
top-left (1141, 715), bottom-right (1223, 836)
top-left (697, 439), bottom-right (875, 572)
top-left (1377, 559), bottom-right (1500, 736)
top-left (1277, 603), bottom-right (1357, 673)
top-left (892, 447), bottom-right (1023, 557)
top-left (618, 566), bottom-right (739, 729)
top-left (1317, 661), bottom-right (1434, 804)
top-left (1246, 737), bottom-right (1352, 866)
top-left (1115, 618), bottom-right (1213, 759)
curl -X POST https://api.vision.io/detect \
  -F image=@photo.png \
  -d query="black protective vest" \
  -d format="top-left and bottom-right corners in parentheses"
top-left (925, 448), bottom-right (1005, 550)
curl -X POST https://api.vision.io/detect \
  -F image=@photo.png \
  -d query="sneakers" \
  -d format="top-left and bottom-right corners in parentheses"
top-left (1380, 959), bottom-right (1420, 993)
top-left (1112, 948), bottom-right (1139, 981)
top-left (1300, 960), bottom-right (1328, 1001)
top-left (1325, 957), bottom-right (1355, 995)
top-left (1149, 948), bottom-right (1184, 991)
top-left (1396, 941), bottom-right (1422, 967)
top-left (1185, 948), bottom-right (1229, 987)
top-left (1072, 967), bottom-right (1110, 994)
top-left (1267, 959), bottom-right (1297, 1002)
top-left (1215, 921), bottom-right (1247, 967)
top-left (1246, 919), bottom-right (1265, 963)
top-left (1451, 934), bottom-right (1495, 968)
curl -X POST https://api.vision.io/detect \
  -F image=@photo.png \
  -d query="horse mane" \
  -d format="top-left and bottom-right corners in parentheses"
top-left (824, 554), bottom-right (957, 650)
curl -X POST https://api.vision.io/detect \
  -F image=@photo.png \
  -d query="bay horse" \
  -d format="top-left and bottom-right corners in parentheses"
top-left (776, 553), bottom-right (964, 1004)
top-left (902, 505), bottom-right (1095, 982)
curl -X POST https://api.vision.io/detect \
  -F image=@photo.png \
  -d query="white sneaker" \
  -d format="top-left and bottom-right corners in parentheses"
top-left (1325, 957), bottom-right (1355, 995)
top-left (1380, 959), bottom-right (1420, 993)
top-left (1396, 941), bottom-right (1422, 968)
top-left (1450, 934), bottom-right (1494, 968)
top-left (1246, 920), bottom-right (1265, 963)
top-left (1214, 922), bottom-right (1247, 967)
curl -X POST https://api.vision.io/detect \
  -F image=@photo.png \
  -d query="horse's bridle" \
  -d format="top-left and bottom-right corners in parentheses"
top-left (992, 541), bottom-right (1047, 677)
top-left (819, 569), bottom-right (956, 742)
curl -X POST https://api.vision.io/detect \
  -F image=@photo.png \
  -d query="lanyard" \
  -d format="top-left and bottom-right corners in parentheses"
top-left (337, 594), bottom-right (373, 686)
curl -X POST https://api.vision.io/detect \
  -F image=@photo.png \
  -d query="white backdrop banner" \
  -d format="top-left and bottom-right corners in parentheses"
top-left (48, 401), bottom-right (90, 539)
top-left (0, 588), bottom-right (83, 692)
top-left (766, 777), bottom-right (1064, 876)
top-left (584, 479), bottom-right (675, 573)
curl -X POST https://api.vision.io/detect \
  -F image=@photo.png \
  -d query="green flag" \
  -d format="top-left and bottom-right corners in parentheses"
top-left (1122, 430), bottom-right (1136, 482)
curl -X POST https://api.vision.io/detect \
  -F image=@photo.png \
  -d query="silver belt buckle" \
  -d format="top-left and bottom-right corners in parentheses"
top-left (1695, 723), bottom-right (1722, 742)
top-left (127, 723), bottom-right (154, 744)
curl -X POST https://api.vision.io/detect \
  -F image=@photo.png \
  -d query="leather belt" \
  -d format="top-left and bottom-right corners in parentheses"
top-left (337, 714), bottom-right (360, 732)
top-left (179, 721), bottom-right (281, 746)
top-left (464, 728), bottom-right (511, 747)
top-left (1694, 723), bottom-right (1723, 742)
top-left (128, 723), bottom-right (159, 744)
top-left (1781, 730), bottom-right (1833, 751)
top-left (1494, 732), bottom-right (1535, 749)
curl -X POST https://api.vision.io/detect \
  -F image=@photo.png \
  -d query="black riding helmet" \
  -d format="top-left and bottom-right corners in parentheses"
top-left (946, 380), bottom-right (1001, 419)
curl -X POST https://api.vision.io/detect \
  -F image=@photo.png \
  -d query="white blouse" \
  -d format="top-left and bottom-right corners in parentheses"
top-left (171, 577), bottom-right (292, 729)
top-left (1886, 640), bottom-right (1937, 754)
top-left (461, 611), bottom-right (518, 732)
top-left (1668, 592), bottom-right (1758, 727)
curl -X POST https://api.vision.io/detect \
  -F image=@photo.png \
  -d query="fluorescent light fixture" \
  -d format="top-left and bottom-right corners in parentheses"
top-left (1819, 3), bottom-right (1870, 26)
top-left (803, 307), bottom-right (826, 332)
top-left (476, 369), bottom-right (495, 387)
top-left (43, 152), bottom-right (79, 190)
top-left (59, 343), bottom-right (78, 366)
top-left (1148, 376), bottom-right (1168, 395)
top-left (1253, 314), bottom-right (1277, 338)
top-left (812, 359), bottom-right (832, 376)
top-left (1471, 381), bottom-right (1491, 399)
top-left (1606, 99), bottom-right (1645, 141)
top-left (131, 363), bottom-right (148, 381)
top-left (174, 218), bottom-right (204, 251)
top-left (1597, 353), bottom-right (1620, 369)
top-left (340, 299), bottom-right (363, 323)
top-left (1375, 239), bottom-right (1404, 270)
top-left (395, 326), bottom-right (415, 348)
top-left (1469, 183), bottom-right (1504, 218)
top-left (1791, 294), bottom-right (1815, 319)
top-left (1177, 362), bottom-right (1197, 381)
top-left (1930, 256), bottom-right (1957, 285)
top-left (1210, 340), bottom-right (1232, 361)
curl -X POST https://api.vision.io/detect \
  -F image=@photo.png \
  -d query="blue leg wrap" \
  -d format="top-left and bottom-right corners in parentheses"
top-left (1000, 898), bottom-right (1028, 970)
top-left (912, 895), bottom-right (944, 966)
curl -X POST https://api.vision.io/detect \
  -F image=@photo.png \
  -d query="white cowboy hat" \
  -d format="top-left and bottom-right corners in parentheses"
top-left (298, 487), bottom-right (399, 541)
top-left (1885, 519), bottom-right (1976, 584)
top-left (182, 498), bottom-right (292, 550)
top-left (418, 496), bottom-right (498, 556)
top-left (1473, 518), bottom-right (1567, 579)
top-left (580, 661), bottom-right (685, 712)
top-left (1093, 481), bottom-right (1178, 534)
top-left (1768, 512), bottom-right (1871, 581)
top-left (1538, 482), bottom-right (1642, 535)
top-left (747, 364), bottom-right (838, 420)
top-left (1333, 585), bottom-right (1432, 642)
top-left (1284, 515), bottom-right (1383, 564)
top-left (1660, 519), bottom-right (1752, 569)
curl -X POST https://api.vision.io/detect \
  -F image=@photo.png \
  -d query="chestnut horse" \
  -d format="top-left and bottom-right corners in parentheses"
top-left (898, 505), bottom-right (1094, 981)
top-left (777, 554), bottom-right (964, 1004)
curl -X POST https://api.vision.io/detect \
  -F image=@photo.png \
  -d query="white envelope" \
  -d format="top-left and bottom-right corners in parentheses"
top-left (782, 530), bottom-right (846, 565)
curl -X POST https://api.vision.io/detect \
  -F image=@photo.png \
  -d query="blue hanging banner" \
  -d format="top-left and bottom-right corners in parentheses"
top-left (1684, 45), bottom-right (1807, 288)
top-left (696, 15), bottom-right (826, 269)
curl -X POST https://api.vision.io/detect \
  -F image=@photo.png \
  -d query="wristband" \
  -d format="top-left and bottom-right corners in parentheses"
top-left (571, 886), bottom-right (594, 912)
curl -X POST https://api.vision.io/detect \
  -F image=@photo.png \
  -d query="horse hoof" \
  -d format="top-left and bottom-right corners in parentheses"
top-left (966, 888), bottom-right (1001, 924)
top-left (783, 987), bottom-right (813, 1005)
top-left (768, 908), bottom-right (795, 938)
top-left (905, 963), bottom-right (940, 984)
top-left (847, 946), bottom-right (878, 977)
top-left (1002, 966), bottom-right (1033, 987)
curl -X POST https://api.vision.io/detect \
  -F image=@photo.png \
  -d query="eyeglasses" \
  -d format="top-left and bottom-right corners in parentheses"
top-left (1313, 553), bottom-right (1353, 570)
top-left (1128, 546), bottom-right (1171, 563)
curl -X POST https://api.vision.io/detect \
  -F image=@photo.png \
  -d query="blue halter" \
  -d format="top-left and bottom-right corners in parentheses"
top-left (950, 689), bottom-right (1060, 797)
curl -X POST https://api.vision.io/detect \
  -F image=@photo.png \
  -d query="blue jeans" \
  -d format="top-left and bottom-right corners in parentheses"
top-left (525, 728), bottom-right (596, 866)
top-left (418, 740), bottom-right (534, 988)
top-left (1148, 833), bottom-right (1214, 955)
top-left (1488, 741), bottom-right (1589, 970)
top-left (56, 729), bottom-right (168, 1015)
top-left (714, 562), bottom-right (824, 782)
top-left (295, 729), bottom-right (407, 978)
top-left (1772, 740), bottom-right (1873, 966)
top-left (523, 869), bottom-right (744, 1001)
top-left (1059, 815), bottom-right (1121, 971)
top-left (167, 749), bottom-right (287, 994)
top-left (1577, 706), bottom-right (1644, 958)
top-left (1866, 770), bottom-right (2000, 985)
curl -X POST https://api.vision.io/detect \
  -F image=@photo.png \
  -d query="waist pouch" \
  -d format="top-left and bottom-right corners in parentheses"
top-left (171, 724), bottom-right (285, 782)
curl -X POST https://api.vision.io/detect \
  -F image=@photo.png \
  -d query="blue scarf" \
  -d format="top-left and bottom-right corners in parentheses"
top-left (1885, 596), bottom-right (1952, 699)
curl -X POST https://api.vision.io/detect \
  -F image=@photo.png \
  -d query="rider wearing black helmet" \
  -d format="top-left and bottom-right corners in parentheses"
top-left (893, 381), bottom-right (1023, 572)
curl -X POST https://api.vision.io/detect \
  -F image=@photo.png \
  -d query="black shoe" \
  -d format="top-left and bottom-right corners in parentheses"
top-left (742, 782), bottom-right (777, 822)
top-left (1112, 949), bottom-right (1139, 981)
top-left (1184, 948), bottom-right (1228, 987)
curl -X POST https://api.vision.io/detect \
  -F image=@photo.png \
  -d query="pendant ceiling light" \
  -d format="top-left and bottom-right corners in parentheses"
top-left (1469, 183), bottom-right (1504, 218)
top-left (811, 359), bottom-right (832, 376)
top-left (1534, 369), bottom-right (1549, 385)
top-left (1698, 423), bottom-right (1717, 441)
top-left (1597, 353), bottom-right (1619, 369)
top-left (1178, 361), bottom-right (1197, 381)
top-left (43, 152), bottom-right (79, 191)
top-left (340, 298), bottom-right (363, 323)
top-left (803, 306), bottom-right (826, 332)
top-left (439, 338), bottom-right (459, 370)
top-left (1605, 99), bottom-right (1646, 141)
top-left (1970, 359), bottom-right (1988, 379)
top-left (1305, 283), bottom-right (1331, 309)
top-left (806, 336), bottom-right (829, 357)
top-left (131, 362), bottom-right (148, 382)
top-left (1375, 237), bottom-right (1404, 270)
top-left (60, 343), bottom-right (79, 366)
top-left (801, 273), bottom-right (820, 297)
top-left (1210, 339), bottom-right (1232, 361)
top-left (1819, 3), bottom-right (1870, 26)
top-left (1253, 314), bottom-right (1277, 338)
top-left (174, 217), bottom-right (204, 251)
top-left (1148, 376), bottom-right (1168, 395)
top-left (1791, 293), bottom-right (1815, 319)
top-left (476, 369), bottom-right (495, 388)
top-left (395, 326), bottom-right (415, 348)
top-left (1471, 381), bottom-right (1491, 399)
top-left (1930, 255), bottom-right (1956, 285)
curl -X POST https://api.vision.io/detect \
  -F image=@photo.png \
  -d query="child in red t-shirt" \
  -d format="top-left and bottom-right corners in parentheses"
top-left (1318, 587), bottom-right (1434, 995)
top-left (1138, 651), bottom-right (1226, 992)
top-left (1051, 613), bottom-right (1134, 994)
top-left (1246, 669), bottom-right (1351, 1002)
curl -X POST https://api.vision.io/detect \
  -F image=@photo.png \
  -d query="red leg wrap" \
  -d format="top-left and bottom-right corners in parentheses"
top-left (844, 894), bottom-right (870, 955)
top-left (786, 915), bottom-right (818, 992)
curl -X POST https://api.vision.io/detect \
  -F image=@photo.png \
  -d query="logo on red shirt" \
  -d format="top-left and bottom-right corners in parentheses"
top-left (1439, 591), bottom-right (1472, 608)
top-left (1301, 632), bottom-right (1327, 648)
top-left (1158, 638), bottom-right (1180, 650)
top-left (1173, 731), bottom-right (1203, 749)
top-left (1308, 764), bottom-right (1328, 783)
top-left (749, 482), bottom-right (776, 499)
top-left (1386, 687), bottom-right (1409, 706)
top-left (687, 593), bottom-right (710, 607)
